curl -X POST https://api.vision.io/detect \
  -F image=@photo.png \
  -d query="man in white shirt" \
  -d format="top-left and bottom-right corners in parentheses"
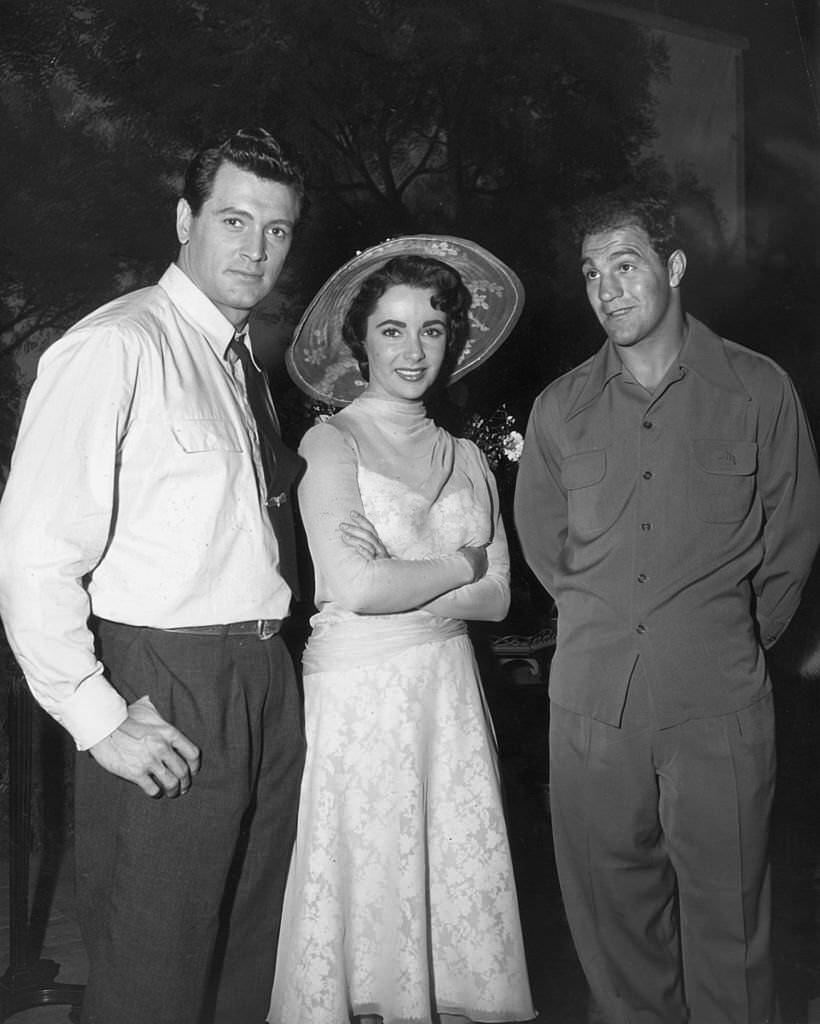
top-left (0, 127), bottom-right (307, 1024)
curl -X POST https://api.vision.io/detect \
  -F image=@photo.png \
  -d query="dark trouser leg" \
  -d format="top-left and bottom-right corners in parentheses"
top-left (660, 693), bottom-right (775, 1024)
top-left (75, 622), bottom-right (304, 1024)
top-left (549, 691), bottom-right (686, 1024)
top-left (208, 634), bottom-right (304, 1024)
top-left (550, 671), bottom-right (775, 1024)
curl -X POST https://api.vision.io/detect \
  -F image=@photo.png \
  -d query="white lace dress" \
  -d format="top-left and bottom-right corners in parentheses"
top-left (268, 394), bottom-right (534, 1024)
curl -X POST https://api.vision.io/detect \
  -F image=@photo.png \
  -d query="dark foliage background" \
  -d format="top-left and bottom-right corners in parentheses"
top-left (0, 0), bottom-right (817, 843)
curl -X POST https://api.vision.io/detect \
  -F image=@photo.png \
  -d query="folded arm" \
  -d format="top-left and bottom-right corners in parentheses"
top-left (418, 459), bottom-right (510, 622)
top-left (299, 423), bottom-right (488, 614)
top-left (341, 508), bottom-right (509, 621)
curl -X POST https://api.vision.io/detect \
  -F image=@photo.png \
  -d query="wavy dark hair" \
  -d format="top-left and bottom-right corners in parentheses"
top-left (342, 254), bottom-right (472, 380)
top-left (573, 189), bottom-right (681, 264)
top-left (182, 126), bottom-right (307, 217)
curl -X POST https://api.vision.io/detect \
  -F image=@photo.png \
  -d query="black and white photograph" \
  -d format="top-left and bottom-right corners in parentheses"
top-left (0, 2), bottom-right (818, 1022)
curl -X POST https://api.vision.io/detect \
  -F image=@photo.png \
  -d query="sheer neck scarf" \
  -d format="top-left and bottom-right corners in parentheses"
top-left (331, 391), bottom-right (489, 518)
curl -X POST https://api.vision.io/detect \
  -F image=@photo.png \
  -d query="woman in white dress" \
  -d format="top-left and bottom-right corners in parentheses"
top-left (269, 236), bottom-right (535, 1024)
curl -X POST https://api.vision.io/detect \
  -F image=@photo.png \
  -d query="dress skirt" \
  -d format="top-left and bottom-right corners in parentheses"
top-left (268, 633), bottom-right (534, 1024)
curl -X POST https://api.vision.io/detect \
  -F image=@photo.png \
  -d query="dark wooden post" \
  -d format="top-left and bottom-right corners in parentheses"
top-left (0, 666), bottom-right (84, 1020)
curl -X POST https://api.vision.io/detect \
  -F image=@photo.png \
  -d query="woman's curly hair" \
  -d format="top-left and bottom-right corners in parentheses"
top-left (342, 254), bottom-right (472, 380)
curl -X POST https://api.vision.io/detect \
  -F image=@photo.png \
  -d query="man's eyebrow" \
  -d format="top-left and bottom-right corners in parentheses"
top-left (214, 204), bottom-right (247, 213)
top-left (608, 246), bottom-right (643, 260)
top-left (212, 204), bottom-right (297, 227)
top-left (581, 245), bottom-right (644, 267)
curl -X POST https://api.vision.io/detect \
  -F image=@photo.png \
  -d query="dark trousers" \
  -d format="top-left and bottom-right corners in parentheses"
top-left (75, 620), bottom-right (305, 1024)
top-left (549, 666), bottom-right (775, 1024)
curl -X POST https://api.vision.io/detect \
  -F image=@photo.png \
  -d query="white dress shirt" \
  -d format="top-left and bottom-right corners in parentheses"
top-left (0, 264), bottom-right (291, 750)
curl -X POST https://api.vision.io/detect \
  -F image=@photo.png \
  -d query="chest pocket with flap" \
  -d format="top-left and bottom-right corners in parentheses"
top-left (689, 439), bottom-right (757, 523)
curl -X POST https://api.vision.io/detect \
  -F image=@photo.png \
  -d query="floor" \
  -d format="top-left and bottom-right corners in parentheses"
top-left (1, 648), bottom-right (819, 1023)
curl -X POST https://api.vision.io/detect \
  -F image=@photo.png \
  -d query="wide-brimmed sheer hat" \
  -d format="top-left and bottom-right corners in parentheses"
top-left (286, 234), bottom-right (525, 406)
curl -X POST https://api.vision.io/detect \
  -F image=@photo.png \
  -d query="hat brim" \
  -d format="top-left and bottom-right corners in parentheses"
top-left (286, 235), bottom-right (525, 407)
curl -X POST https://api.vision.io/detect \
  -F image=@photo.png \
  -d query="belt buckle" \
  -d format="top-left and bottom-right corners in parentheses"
top-left (256, 619), bottom-right (278, 640)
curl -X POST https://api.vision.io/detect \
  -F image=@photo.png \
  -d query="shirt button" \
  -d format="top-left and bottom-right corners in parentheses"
top-left (636, 624), bottom-right (647, 634)
top-left (643, 470), bottom-right (653, 480)
top-left (642, 420), bottom-right (653, 429)
top-left (641, 522), bottom-right (652, 531)
top-left (637, 573), bottom-right (648, 583)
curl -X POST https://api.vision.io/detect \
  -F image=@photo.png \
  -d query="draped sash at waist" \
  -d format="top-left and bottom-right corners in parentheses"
top-left (302, 609), bottom-right (467, 675)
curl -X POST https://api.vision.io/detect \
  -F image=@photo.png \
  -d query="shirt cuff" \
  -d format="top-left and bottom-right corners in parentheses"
top-left (55, 673), bottom-right (129, 751)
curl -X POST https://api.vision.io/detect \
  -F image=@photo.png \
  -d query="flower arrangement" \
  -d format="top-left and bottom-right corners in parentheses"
top-left (462, 404), bottom-right (524, 471)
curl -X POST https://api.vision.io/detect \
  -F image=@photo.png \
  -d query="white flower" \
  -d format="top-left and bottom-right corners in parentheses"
top-left (502, 430), bottom-right (524, 462)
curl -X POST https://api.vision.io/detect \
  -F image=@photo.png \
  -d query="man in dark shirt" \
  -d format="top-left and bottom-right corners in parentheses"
top-left (514, 190), bottom-right (820, 1023)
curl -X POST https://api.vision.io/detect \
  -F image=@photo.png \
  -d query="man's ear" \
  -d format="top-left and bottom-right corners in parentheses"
top-left (176, 198), bottom-right (193, 245)
top-left (668, 248), bottom-right (687, 288)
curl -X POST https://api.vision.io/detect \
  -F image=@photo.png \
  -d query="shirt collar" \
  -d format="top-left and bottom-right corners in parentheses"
top-left (566, 314), bottom-right (748, 420)
top-left (158, 263), bottom-right (263, 370)
top-left (565, 339), bottom-right (624, 420)
top-left (676, 315), bottom-right (749, 397)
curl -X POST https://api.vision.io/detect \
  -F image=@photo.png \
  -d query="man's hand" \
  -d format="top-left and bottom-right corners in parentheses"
top-left (89, 696), bottom-right (201, 798)
top-left (339, 509), bottom-right (390, 561)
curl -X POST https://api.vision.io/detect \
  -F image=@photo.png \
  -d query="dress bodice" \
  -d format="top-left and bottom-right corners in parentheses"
top-left (358, 465), bottom-right (490, 561)
top-left (296, 392), bottom-right (509, 671)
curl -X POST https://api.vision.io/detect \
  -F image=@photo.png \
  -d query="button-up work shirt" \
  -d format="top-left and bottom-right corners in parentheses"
top-left (0, 264), bottom-right (291, 749)
top-left (514, 316), bottom-right (820, 727)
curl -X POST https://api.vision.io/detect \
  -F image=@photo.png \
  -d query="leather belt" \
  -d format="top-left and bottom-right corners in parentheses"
top-left (162, 619), bottom-right (282, 640)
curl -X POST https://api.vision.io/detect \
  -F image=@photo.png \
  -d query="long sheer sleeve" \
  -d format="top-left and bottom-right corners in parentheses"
top-left (299, 423), bottom-right (478, 614)
top-left (421, 458), bottom-right (510, 622)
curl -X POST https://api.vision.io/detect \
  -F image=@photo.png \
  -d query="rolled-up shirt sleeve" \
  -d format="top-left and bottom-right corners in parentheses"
top-left (0, 328), bottom-right (132, 749)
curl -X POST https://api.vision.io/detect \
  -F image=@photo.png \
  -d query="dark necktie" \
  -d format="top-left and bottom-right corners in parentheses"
top-left (229, 333), bottom-right (280, 504)
top-left (228, 333), bottom-right (305, 597)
